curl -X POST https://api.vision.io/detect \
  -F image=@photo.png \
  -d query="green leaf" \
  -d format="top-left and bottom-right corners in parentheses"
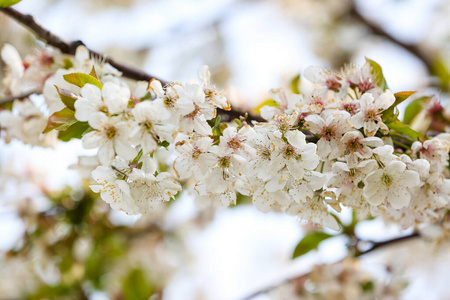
top-left (214, 115), bottom-right (221, 127)
top-left (386, 118), bottom-right (425, 141)
top-left (253, 98), bottom-right (278, 114)
top-left (63, 73), bottom-right (102, 90)
top-left (382, 91), bottom-right (415, 123)
top-left (43, 107), bottom-right (77, 133)
top-left (122, 269), bottom-right (155, 300)
top-left (431, 58), bottom-right (450, 92)
top-left (54, 85), bottom-right (78, 110)
top-left (292, 231), bottom-right (334, 259)
top-left (57, 121), bottom-right (90, 141)
top-left (365, 58), bottom-right (388, 90)
top-left (291, 74), bottom-right (301, 94)
top-left (403, 96), bottom-right (431, 125)
top-left (130, 149), bottom-right (143, 165)
top-left (159, 140), bottom-right (170, 148)
top-left (0, 0), bottom-right (22, 7)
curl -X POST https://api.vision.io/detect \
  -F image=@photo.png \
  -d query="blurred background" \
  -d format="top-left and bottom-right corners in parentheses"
top-left (1, 0), bottom-right (450, 299)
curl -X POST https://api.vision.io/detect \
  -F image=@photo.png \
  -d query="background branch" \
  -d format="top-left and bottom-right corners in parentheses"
top-left (349, 4), bottom-right (433, 74)
top-left (239, 232), bottom-right (420, 300)
top-left (0, 90), bottom-right (39, 105)
top-left (0, 7), bottom-right (263, 122)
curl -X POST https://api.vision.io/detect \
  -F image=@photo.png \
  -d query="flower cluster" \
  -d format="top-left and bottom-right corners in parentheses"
top-left (1, 44), bottom-right (450, 231)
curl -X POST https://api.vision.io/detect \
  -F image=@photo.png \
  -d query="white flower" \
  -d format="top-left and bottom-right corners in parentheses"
top-left (128, 168), bottom-right (181, 213)
top-left (131, 100), bottom-right (174, 154)
top-left (286, 198), bottom-right (340, 231)
top-left (1, 44), bottom-right (24, 95)
top-left (289, 171), bottom-right (327, 203)
top-left (173, 134), bottom-right (215, 179)
top-left (351, 90), bottom-right (395, 136)
top-left (219, 126), bottom-right (256, 158)
top-left (90, 165), bottom-right (140, 214)
top-left (198, 65), bottom-right (231, 111)
top-left (82, 114), bottom-right (136, 165)
top-left (363, 161), bottom-right (420, 209)
top-left (270, 130), bottom-right (320, 180)
top-left (412, 135), bottom-right (450, 173)
top-left (305, 111), bottom-right (352, 158)
top-left (338, 131), bottom-right (383, 167)
top-left (74, 82), bottom-right (130, 122)
top-left (251, 182), bottom-right (291, 213)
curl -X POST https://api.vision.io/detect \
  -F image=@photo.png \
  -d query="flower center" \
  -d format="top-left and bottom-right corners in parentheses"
top-left (325, 77), bottom-right (341, 91)
top-left (192, 147), bottom-right (202, 159)
top-left (365, 110), bottom-right (378, 122)
top-left (382, 173), bottom-right (393, 186)
top-left (105, 126), bottom-right (117, 139)
top-left (142, 121), bottom-right (153, 132)
top-left (321, 127), bottom-right (334, 140)
top-left (219, 156), bottom-right (231, 168)
top-left (164, 96), bottom-right (175, 108)
top-left (343, 103), bottom-right (357, 115)
top-left (227, 138), bottom-right (241, 150)
top-left (347, 139), bottom-right (361, 152)
top-left (358, 80), bottom-right (375, 92)
top-left (283, 145), bottom-right (295, 158)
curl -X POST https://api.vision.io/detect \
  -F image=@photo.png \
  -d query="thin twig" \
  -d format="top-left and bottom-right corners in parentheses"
top-left (349, 4), bottom-right (433, 74)
top-left (0, 7), bottom-right (166, 84)
top-left (0, 90), bottom-right (39, 105)
top-left (239, 232), bottom-right (419, 300)
top-left (0, 7), bottom-right (263, 122)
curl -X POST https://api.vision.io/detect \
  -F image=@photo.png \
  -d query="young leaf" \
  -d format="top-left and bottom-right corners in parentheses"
top-left (54, 85), bottom-right (78, 111)
top-left (365, 58), bottom-right (388, 90)
top-left (252, 98), bottom-right (278, 114)
top-left (403, 96), bottom-right (431, 125)
top-left (57, 121), bottom-right (90, 141)
top-left (292, 231), bottom-right (334, 259)
top-left (0, 0), bottom-right (22, 7)
top-left (43, 107), bottom-right (77, 133)
top-left (291, 74), bottom-right (301, 94)
top-left (386, 118), bottom-right (425, 141)
top-left (382, 91), bottom-right (415, 123)
top-left (63, 73), bottom-right (102, 90)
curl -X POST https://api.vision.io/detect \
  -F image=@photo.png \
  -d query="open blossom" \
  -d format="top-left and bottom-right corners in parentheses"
top-left (305, 111), bottom-right (352, 158)
top-left (198, 65), bottom-right (231, 111)
top-left (1, 44), bottom-right (25, 95)
top-left (82, 114), bottom-right (136, 165)
top-left (363, 161), bottom-right (420, 209)
top-left (74, 82), bottom-right (130, 122)
top-left (131, 100), bottom-right (174, 154)
top-left (219, 126), bottom-right (256, 158)
top-left (128, 168), bottom-right (181, 213)
top-left (412, 134), bottom-right (450, 173)
top-left (351, 90), bottom-right (395, 136)
top-left (286, 196), bottom-right (340, 230)
top-left (90, 164), bottom-right (139, 215)
top-left (338, 131), bottom-right (383, 167)
top-left (289, 171), bottom-right (327, 203)
top-left (173, 134), bottom-right (215, 179)
top-left (270, 130), bottom-right (320, 180)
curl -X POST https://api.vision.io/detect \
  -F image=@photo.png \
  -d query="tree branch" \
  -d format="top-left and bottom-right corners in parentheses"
top-left (238, 232), bottom-right (420, 300)
top-left (349, 4), bottom-right (433, 74)
top-left (0, 7), bottom-right (263, 122)
top-left (0, 90), bottom-right (39, 105)
top-left (0, 7), bottom-right (167, 84)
